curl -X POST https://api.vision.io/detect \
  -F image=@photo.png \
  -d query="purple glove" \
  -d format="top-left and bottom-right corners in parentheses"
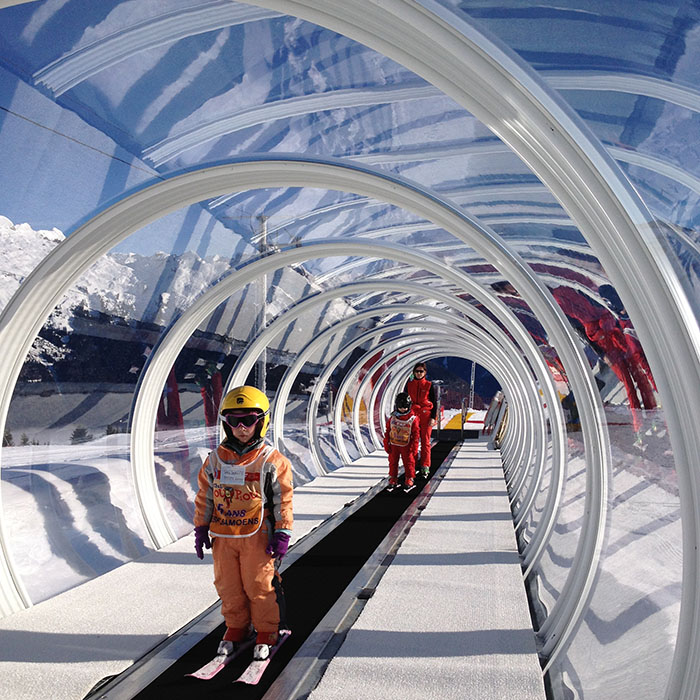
top-left (194, 525), bottom-right (211, 559)
top-left (265, 531), bottom-right (290, 559)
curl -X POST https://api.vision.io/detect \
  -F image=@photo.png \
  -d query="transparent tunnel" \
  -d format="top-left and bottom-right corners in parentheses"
top-left (0, 2), bottom-right (697, 699)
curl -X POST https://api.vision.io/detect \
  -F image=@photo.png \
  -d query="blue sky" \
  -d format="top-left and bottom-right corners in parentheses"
top-left (0, 65), bottom-right (245, 258)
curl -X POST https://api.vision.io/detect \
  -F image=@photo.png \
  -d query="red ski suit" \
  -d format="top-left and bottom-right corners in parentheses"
top-left (405, 377), bottom-right (436, 467)
top-left (384, 411), bottom-right (419, 485)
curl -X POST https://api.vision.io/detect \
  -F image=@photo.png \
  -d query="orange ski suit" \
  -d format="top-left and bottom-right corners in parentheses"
top-left (194, 442), bottom-right (293, 641)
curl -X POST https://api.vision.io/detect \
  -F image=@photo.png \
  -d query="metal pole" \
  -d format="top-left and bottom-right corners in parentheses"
top-left (432, 379), bottom-right (443, 439)
top-left (469, 360), bottom-right (475, 410)
top-left (257, 214), bottom-right (268, 395)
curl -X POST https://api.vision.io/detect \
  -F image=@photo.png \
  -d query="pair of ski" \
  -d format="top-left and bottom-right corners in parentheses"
top-left (386, 483), bottom-right (415, 494)
top-left (186, 630), bottom-right (290, 685)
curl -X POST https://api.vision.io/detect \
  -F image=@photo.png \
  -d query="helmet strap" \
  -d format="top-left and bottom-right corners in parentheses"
top-left (223, 432), bottom-right (264, 455)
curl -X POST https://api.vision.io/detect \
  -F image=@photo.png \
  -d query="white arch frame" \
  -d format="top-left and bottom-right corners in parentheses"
top-left (0, 159), bottom-right (605, 669)
top-left (226, 291), bottom-right (541, 477)
top-left (225, 278), bottom-right (548, 470)
top-left (0, 0), bottom-right (695, 691)
top-left (227, 274), bottom-right (557, 527)
top-left (349, 333), bottom-right (522, 455)
top-left (131, 229), bottom-right (576, 539)
top-left (269, 299), bottom-right (554, 538)
top-left (173, 259), bottom-right (563, 563)
top-left (345, 327), bottom-right (532, 466)
top-left (240, 2), bottom-right (699, 687)
top-left (335, 333), bottom-right (525, 464)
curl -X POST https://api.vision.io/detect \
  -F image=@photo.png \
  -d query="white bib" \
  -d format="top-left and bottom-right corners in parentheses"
top-left (220, 463), bottom-right (246, 485)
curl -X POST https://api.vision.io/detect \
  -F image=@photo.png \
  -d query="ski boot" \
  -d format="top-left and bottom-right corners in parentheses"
top-left (253, 631), bottom-right (278, 661)
top-left (219, 625), bottom-right (255, 656)
top-left (253, 644), bottom-right (270, 661)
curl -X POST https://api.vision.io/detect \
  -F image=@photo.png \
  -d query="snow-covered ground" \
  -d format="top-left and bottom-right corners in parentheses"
top-left (1, 417), bottom-right (329, 604)
top-left (440, 407), bottom-right (486, 430)
top-left (0, 403), bottom-right (683, 700)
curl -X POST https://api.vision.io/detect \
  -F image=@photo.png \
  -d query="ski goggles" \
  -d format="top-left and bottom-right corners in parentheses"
top-left (221, 411), bottom-right (266, 428)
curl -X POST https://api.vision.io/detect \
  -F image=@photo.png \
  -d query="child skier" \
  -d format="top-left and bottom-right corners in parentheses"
top-left (193, 385), bottom-right (293, 663)
top-left (383, 391), bottom-right (419, 492)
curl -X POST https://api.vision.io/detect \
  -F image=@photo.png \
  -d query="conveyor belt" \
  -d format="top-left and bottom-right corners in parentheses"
top-left (126, 441), bottom-right (458, 700)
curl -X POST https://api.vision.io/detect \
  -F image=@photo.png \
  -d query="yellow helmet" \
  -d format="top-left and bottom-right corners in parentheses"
top-left (220, 385), bottom-right (270, 437)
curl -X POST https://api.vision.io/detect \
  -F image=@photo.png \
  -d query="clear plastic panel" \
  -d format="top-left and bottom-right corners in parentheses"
top-left (0, 4), bottom-right (688, 691)
top-left (2, 322), bottom-right (155, 604)
top-left (0, 208), bottom-right (262, 596)
top-left (546, 408), bottom-right (679, 700)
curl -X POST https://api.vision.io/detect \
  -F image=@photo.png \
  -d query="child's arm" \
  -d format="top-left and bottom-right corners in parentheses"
top-left (193, 454), bottom-right (214, 558)
top-left (268, 451), bottom-right (294, 533)
top-left (194, 454), bottom-right (215, 527)
top-left (262, 451), bottom-right (294, 559)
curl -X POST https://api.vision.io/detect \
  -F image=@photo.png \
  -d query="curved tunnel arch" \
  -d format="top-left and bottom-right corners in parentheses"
top-left (348, 331), bottom-right (531, 457)
top-left (194, 259), bottom-right (565, 573)
top-left (218, 277), bottom-right (550, 493)
top-left (172, 286), bottom-right (548, 500)
top-left (299, 317), bottom-right (542, 486)
top-left (235, 4), bottom-right (699, 688)
top-left (354, 342), bottom-right (544, 526)
top-left (330, 325), bottom-right (530, 462)
top-left (0, 157), bottom-right (606, 672)
top-left (137, 225), bottom-right (588, 665)
top-left (301, 319), bottom-right (539, 479)
top-left (352, 341), bottom-right (518, 452)
top-left (0, 2), bottom-right (696, 698)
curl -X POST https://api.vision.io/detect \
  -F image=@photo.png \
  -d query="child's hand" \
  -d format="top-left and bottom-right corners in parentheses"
top-left (194, 525), bottom-right (211, 559)
top-left (266, 531), bottom-right (291, 559)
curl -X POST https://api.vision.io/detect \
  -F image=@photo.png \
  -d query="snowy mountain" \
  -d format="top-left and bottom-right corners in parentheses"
top-left (0, 214), bottom-right (237, 328)
top-left (0, 214), bottom-right (357, 379)
top-left (0, 215), bottom-right (66, 311)
top-left (0, 214), bottom-right (258, 373)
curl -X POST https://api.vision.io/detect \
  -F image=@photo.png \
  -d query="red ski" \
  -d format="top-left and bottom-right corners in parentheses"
top-left (234, 630), bottom-right (291, 685)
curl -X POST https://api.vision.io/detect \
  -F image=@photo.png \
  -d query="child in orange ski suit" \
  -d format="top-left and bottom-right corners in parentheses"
top-left (194, 385), bottom-right (293, 661)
